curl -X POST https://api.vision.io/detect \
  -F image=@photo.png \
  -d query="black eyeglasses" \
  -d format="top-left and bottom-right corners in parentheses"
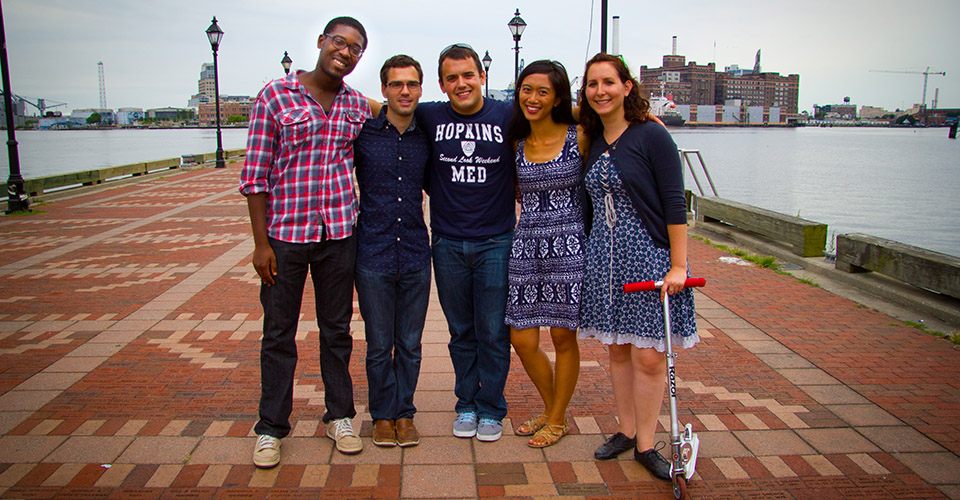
top-left (439, 43), bottom-right (473, 59)
top-left (385, 81), bottom-right (422, 91)
top-left (324, 33), bottom-right (364, 58)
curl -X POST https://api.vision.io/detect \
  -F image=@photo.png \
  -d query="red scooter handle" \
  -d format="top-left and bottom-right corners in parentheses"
top-left (623, 278), bottom-right (706, 293)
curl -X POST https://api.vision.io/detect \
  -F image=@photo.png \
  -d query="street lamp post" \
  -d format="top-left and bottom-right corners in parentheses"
top-left (507, 8), bottom-right (526, 85)
top-left (482, 51), bottom-right (492, 98)
top-left (206, 16), bottom-right (225, 169)
top-left (0, 3), bottom-right (28, 213)
top-left (281, 51), bottom-right (292, 75)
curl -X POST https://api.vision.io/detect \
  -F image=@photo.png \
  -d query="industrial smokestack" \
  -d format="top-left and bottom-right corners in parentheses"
top-left (672, 36), bottom-right (677, 56)
top-left (612, 16), bottom-right (620, 56)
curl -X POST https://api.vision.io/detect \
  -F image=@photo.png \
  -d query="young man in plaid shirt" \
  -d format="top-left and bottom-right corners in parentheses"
top-left (239, 16), bottom-right (382, 468)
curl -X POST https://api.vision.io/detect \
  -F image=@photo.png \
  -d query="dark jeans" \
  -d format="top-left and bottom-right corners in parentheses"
top-left (355, 263), bottom-right (431, 420)
top-left (254, 236), bottom-right (357, 439)
top-left (431, 230), bottom-right (513, 421)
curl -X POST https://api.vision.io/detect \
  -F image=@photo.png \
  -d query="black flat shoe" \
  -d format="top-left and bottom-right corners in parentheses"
top-left (594, 432), bottom-right (637, 460)
top-left (634, 447), bottom-right (671, 481)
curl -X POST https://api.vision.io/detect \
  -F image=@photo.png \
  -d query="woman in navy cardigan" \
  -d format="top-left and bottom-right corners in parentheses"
top-left (576, 53), bottom-right (699, 480)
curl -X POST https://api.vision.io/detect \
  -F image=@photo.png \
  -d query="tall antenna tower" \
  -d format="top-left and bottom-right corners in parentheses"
top-left (97, 61), bottom-right (107, 109)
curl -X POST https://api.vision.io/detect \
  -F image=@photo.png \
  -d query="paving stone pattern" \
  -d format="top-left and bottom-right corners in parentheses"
top-left (0, 164), bottom-right (958, 499)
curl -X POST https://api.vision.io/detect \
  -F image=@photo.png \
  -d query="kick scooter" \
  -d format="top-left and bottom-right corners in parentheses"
top-left (624, 277), bottom-right (705, 500)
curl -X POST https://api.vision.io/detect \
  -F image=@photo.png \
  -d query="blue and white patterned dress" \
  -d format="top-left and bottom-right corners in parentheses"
top-left (505, 125), bottom-right (586, 330)
top-left (578, 149), bottom-right (699, 350)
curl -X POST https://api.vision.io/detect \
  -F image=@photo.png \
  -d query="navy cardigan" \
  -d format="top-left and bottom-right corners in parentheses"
top-left (581, 121), bottom-right (686, 249)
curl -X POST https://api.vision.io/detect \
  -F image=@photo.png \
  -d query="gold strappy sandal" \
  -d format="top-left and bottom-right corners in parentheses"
top-left (515, 414), bottom-right (548, 436)
top-left (528, 422), bottom-right (568, 448)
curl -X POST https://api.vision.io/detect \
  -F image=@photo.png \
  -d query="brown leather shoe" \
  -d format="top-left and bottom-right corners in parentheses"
top-left (395, 418), bottom-right (420, 447)
top-left (372, 419), bottom-right (396, 447)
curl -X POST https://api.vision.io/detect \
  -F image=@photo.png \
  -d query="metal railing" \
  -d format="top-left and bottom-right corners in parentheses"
top-left (679, 149), bottom-right (718, 196)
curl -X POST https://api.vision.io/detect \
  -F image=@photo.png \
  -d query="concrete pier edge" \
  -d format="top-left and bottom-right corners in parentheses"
top-left (690, 220), bottom-right (960, 335)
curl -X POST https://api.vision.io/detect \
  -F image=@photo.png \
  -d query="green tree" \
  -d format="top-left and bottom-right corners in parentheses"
top-left (896, 115), bottom-right (916, 126)
top-left (226, 115), bottom-right (247, 124)
top-left (86, 112), bottom-right (102, 125)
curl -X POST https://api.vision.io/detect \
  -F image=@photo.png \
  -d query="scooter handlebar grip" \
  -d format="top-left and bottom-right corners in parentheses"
top-left (685, 278), bottom-right (706, 288)
top-left (623, 278), bottom-right (706, 293)
top-left (623, 281), bottom-right (657, 293)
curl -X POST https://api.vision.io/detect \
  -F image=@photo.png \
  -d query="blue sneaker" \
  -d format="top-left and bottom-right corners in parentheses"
top-left (477, 418), bottom-right (503, 442)
top-left (453, 411), bottom-right (478, 438)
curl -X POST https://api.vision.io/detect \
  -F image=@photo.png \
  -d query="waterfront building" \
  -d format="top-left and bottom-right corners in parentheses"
top-left (640, 53), bottom-right (716, 107)
top-left (0, 98), bottom-right (27, 128)
top-left (146, 107), bottom-right (194, 123)
top-left (116, 108), bottom-right (144, 126)
top-left (716, 71), bottom-right (800, 119)
top-left (71, 108), bottom-right (115, 126)
top-left (724, 64), bottom-right (752, 78)
top-left (639, 38), bottom-right (800, 123)
top-left (37, 116), bottom-right (75, 129)
top-left (815, 100), bottom-right (857, 120)
top-left (187, 63), bottom-right (216, 108)
top-left (198, 96), bottom-right (253, 126)
top-left (187, 94), bottom-right (209, 108)
top-left (917, 107), bottom-right (960, 126)
top-left (859, 105), bottom-right (892, 120)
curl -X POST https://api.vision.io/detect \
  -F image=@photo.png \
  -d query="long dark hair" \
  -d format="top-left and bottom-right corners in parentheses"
top-left (507, 60), bottom-right (576, 145)
top-left (578, 53), bottom-right (649, 137)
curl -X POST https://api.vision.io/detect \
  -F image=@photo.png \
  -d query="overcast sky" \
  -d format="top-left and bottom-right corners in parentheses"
top-left (5, 0), bottom-right (958, 114)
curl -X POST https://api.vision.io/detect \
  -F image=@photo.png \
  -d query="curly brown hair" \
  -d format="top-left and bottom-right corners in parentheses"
top-left (578, 53), bottom-right (649, 137)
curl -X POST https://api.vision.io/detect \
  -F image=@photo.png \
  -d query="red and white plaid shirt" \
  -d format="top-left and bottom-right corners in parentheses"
top-left (239, 72), bottom-right (371, 242)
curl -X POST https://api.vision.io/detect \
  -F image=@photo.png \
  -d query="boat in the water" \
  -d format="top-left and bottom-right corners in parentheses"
top-left (649, 81), bottom-right (685, 126)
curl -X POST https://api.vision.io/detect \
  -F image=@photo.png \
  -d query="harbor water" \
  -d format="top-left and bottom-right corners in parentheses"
top-left (670, 127), bottom-right (959, 258)
top-left (3, 126), bottom-right (958, 258)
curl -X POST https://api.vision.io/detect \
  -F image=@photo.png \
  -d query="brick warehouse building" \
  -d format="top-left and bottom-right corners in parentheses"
top-left (640, 39), bottom-right (800, 122)
top-left (198, 96), bottom-right (253, 126)
top-left (716, 71), bottom-right (800, 118)
top-left (640, 53), bottom-right (717, 107)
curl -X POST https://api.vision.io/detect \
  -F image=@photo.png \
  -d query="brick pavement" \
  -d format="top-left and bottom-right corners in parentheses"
top-left (0, 163), bottom-right (958, 499)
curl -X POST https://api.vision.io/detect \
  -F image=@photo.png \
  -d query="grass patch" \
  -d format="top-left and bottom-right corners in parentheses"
top-left (693, 233), bottom-right (823, 288)
top-left (901, 320), bottom-right (950, 340)
top-left (712, 243), bottom-right (780, 270)
top-left (4, 208), bottom-right (43, 217)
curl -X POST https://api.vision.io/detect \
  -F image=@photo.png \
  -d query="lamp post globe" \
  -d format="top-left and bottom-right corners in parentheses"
top-left (206, 16), bottom-right (226, 169)
top-left (482, 50), bottom-right (492, 98)
top-left (281, 51), bottom-right (292, 75)
top-left (507, 8), bottom-right (526, 84)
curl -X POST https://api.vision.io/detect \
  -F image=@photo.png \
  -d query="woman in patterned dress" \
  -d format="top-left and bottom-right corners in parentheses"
top-left (504, 60), bottom-right (589, 448)
top-left (577, 54), bottom-right (699, 480)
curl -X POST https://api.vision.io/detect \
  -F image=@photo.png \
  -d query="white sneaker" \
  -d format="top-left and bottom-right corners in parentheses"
top-left (253, 434), bottom-right (280, 468)
top-left (326, 417), bottom-right (363, 454)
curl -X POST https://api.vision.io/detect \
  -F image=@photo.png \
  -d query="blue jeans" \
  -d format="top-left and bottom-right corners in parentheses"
top-left (431, 230), bottom-right (513, 420)
top-left (355, 263), bottom-right (431, 420)
top-left (254, 236), bottom-right (357, 439)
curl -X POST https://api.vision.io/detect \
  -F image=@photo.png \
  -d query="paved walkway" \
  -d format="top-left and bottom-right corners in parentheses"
top-left (0, 163), bottom-right (958, 500)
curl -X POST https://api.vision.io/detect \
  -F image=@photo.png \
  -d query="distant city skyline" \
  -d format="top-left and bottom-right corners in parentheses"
top-left (5, 0), bottom-right (958, 114)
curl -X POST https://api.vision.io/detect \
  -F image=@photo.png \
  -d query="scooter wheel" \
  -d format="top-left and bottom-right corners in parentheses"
top-left (672, 474), bottom-right (689, 500)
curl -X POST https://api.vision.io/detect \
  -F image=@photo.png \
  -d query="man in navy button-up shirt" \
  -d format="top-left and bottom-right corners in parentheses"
top-left (354, 55), bottom-right (431, 449)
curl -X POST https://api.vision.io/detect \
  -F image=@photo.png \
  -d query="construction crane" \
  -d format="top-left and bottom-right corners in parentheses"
top-left (0, 92), bottom-right (67, 116)
top-left (869, 67), bottom-right (946, 113)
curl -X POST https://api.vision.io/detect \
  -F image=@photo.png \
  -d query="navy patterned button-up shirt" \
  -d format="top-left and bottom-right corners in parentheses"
top-left (354, 108), bottom-right (431, 274)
